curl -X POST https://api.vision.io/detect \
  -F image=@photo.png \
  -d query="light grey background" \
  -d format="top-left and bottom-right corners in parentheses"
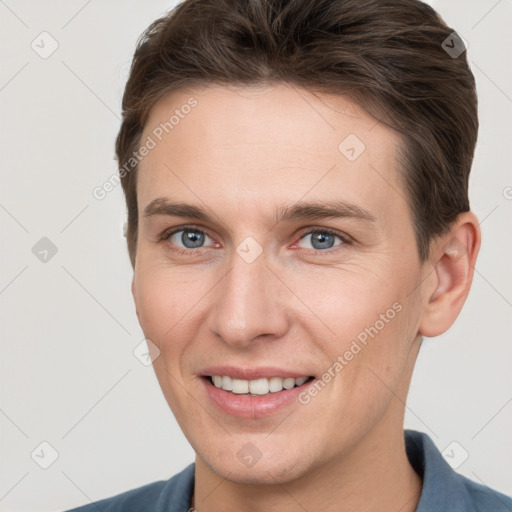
top-left (0, 1), bottom-right (511, 510)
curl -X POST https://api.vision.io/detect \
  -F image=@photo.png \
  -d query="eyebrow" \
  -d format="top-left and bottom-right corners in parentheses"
top-left (143, 197), bottom-right (376, 224)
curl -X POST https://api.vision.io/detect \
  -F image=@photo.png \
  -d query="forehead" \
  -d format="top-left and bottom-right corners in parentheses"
top-left (137, 84), bottom-right (408, 227)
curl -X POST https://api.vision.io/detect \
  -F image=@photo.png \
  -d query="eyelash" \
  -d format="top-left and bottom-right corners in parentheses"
top-left (158, 224), bottom-right (351, 256)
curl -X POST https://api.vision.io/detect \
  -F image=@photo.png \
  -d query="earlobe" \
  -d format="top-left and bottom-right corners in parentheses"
top-left (418, 212), bottom-right (481, 337)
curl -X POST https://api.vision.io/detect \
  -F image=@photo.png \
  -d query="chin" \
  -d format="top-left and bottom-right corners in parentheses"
top-left (198, 443), bottom-right (313, 485)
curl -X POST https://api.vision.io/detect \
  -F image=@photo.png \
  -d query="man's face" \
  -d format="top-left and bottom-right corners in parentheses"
top-left (132, 85), bottom-right (429, 483)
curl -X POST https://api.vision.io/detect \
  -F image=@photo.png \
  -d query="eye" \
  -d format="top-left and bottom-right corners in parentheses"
top-left (161, 226), bottom-right (216, 253)
top-left (296, 228), bottom-right (347, 252)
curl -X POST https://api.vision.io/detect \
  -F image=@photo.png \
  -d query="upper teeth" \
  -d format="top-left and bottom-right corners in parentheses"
top-left (211, 375), bottom-right (309, 395)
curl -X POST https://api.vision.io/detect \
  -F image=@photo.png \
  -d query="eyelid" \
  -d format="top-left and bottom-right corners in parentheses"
top-left (295, 226), bottom-right (351, 243)
top-left (159, 224), bottom-right (213, 242)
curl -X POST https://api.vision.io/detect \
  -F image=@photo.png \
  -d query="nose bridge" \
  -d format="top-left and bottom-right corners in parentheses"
top-left (208, 247), bottom-right (288, 346)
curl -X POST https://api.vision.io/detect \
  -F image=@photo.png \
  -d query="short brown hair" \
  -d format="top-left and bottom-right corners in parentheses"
top-left (116, 0), bottom-right (478, 267)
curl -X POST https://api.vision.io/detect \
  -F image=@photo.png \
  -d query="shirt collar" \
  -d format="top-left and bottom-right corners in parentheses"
top-left (405, 429), bottom-right (477, 512)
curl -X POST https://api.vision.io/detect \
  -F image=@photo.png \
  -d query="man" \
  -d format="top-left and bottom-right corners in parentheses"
top-left (67, 0), bottom-right (511, 510)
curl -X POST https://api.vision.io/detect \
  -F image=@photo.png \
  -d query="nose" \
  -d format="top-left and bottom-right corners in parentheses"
top-left (207, 248), bottom-right (290, 347)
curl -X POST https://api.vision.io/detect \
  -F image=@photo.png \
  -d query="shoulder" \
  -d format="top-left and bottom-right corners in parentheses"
top-left (405, 430), bottom-right (512, 512)
top-left (62, 463), bottom-right (195, 512)
top-left (455, 473), bottom-right (512, 512)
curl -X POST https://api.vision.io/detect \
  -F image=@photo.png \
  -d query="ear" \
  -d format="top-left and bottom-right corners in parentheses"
top-left (418, 212), bottom-right (481, 337)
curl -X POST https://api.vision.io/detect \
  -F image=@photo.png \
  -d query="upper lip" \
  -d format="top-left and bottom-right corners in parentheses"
top-left (200, 366), bottom-right (313, 380)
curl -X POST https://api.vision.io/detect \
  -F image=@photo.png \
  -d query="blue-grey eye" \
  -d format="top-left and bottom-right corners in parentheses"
top-left (170, 229), bottom-right (210, 249)
top-left (298, 230), bottom-right (343, 251)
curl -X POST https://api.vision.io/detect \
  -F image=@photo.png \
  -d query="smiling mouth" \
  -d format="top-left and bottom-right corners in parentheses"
top-left (207, 375), bottom-right (315, 396)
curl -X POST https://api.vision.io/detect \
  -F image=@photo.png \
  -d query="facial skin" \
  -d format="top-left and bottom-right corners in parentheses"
top-left (131, 84), bottom-right (480, 511)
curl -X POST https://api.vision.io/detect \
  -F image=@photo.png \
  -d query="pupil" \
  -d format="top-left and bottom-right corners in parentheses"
top-left (183, 230), bottom-right (204, 248)
top-left (312, 232), bottom-right (333, 250)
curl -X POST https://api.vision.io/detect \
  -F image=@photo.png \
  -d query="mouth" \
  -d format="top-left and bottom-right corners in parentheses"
top-left (199, 366), bottom-right (318, 418)
top-left (204, 375), bottom-right (315, 396)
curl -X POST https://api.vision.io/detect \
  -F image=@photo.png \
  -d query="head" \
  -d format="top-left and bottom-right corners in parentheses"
top-left (116, 0), bottom-right (480, 485)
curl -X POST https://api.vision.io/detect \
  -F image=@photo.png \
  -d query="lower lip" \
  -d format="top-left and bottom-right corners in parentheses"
top-left (201, 377), bottom-right (314, 418)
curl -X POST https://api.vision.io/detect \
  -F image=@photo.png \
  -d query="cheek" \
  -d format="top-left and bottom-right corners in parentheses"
top-left (292, 261), bottom-right (420, 397)
top-left (133, 268), bottom-right (206, 422)
top-left (133, 266), bottom-right (202, 355)
top-left (291, 262), bottom-right (410, 340)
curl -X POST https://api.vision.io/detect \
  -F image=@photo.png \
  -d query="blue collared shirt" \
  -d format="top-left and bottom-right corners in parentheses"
top-left (64, 430), bottom-right (512, 511)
